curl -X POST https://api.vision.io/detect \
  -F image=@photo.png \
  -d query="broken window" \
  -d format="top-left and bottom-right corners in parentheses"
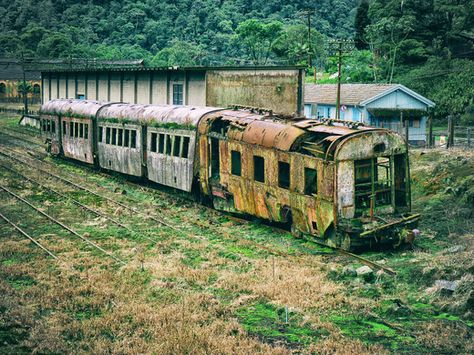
top-left (304, 168), bottom-right (317, 195)
top-left (173, 136), bottom-right (181, 157)
top-left (278, 161), bottom-right (290, 189)
top-left (124, 129), bottom-right (130, 147)
top-left (106, 127), bottom-right (111, 144)
top-left (354, 157), bottom-right (392, 214)
top-left (111, 128), bottom-right (117, 145)
top-left (181, 136), bottom-right (190, 158)
top-left (118, 129), bottom-right (123, 146)
top-left (151, 132), bottom-right (157, 152)
top-left (165, 135), bottom-right (172, 154)
top-left (231, 150), bottom-right (241, 176)
top-left (158, 133), bottom-right (165, 153)
top-left (253, 155), bottom-right (265, 183)
top-left (130, 130), bottom-right (137, 148)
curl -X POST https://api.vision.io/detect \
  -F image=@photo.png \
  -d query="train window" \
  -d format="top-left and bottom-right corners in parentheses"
top-left (304, 168), bottom-right (317, 195)
top-left (106, 127), bottom-right (111, 144)
top-left (150, 132), bottom-right (157, 152)
top-left (231, 150), bottom-right (241, 176)
top-left (47, 120), bottom-right (51, 132)
top-left (112, 128), bottom-right (117, 145)
top-left (181, 136), bottom-right (190, 158)
top-left (84, 124), bottom-right (89, 139)
top-left (124, 129), bottom-right (130, 147)
top-left (165, 135), bottom-right (172, 154)
top-left (98, 127), bottom-right (103, 142)
top-left (253, 156), bottom-right (265, 183)
top-left (278, 161), bottom-right (290, 189)
top-left (173, 136), bottom-right (181, 157)
top-left (62, 121), bottom-right (67, 136)
top-left (69, 122), bottom-right (73, 137)
top-left (130, 130), bottom-right (137, 148)
top-left (158, 133), bottom-right (165, 153)
top-left (74, 122), bottom-right (79, 138)
top-left (41, 120), bottom-right (46, 131)
top-left (51, 120), bottom-right (56, 133)
top-left (79, 123), bottom-right (84, 138)
top-left (118, 129), bottom-right (123, 146)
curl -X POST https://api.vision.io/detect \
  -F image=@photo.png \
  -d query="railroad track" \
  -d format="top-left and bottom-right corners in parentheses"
top-left (0, 184), bottom-right (126, 265)
top-left (0, 131), bottom-right (397, 273)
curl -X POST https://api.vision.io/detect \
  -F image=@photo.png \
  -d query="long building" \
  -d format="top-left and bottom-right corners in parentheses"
top-left (41, 66), bottom-right (305, 116)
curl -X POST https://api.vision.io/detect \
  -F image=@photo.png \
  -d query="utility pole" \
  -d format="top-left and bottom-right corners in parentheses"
top-left (328, 39), bottom-right (354, 120)
top-left (20, 52), bottom-right (28, 115)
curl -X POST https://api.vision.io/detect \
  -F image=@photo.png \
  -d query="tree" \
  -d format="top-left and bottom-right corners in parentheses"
top-left (235, 19), bottom-right (283, 65)
top-left (36, 33), bottom-right (74, 58)
top-left (354, 0), bottom-right (370, 50)
top-left (148, 41), bottom-right (208, 67)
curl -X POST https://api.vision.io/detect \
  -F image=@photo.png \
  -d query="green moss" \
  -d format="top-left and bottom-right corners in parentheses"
top-left (236, 301), bottom-right (327, 347)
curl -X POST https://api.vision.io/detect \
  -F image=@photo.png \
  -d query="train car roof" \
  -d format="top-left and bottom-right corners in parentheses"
top-left (40, 99), bottom-right (223, 127)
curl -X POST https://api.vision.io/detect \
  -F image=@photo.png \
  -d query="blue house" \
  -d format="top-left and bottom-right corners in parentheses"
top-left (304, 84), bottom-right (435, 145)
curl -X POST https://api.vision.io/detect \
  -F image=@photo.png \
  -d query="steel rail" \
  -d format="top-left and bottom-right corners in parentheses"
top-left (0, 211), bottom-right (58, 259)
top-left (0, 130), bottom-right (43, 148)
top-left (0, 184), bottom-right (126, 265)
top-left (0, 148), bottom-right (182, 236)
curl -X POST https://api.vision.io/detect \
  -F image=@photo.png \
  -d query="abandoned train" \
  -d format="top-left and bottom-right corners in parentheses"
top-left (39, 99), bottom-right (420, 250)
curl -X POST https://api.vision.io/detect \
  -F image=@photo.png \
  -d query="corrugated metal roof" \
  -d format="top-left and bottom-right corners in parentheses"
top-left (304, 84), bottom-right (397, 105)
top-left (41, 99), bottom-right (107, 117)
top-left (0, 60), bottom-right (41, 80)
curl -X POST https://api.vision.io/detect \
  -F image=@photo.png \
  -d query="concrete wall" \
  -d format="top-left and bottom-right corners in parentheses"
top-left (206, 69), bottom-right (303, 115)
top-left (42, 68), bottom-right (303, 115)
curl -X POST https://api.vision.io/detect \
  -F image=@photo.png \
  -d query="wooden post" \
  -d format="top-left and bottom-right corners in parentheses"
top-left (447, 115), bottom-right (454, 148)
top-left (404, 118), bottom-right (409, 145)
top-left (427, 117), bottom-right (433, 148)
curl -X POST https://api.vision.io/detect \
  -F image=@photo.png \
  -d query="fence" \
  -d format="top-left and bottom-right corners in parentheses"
top-left (426, 117), bottom-right (473, 149)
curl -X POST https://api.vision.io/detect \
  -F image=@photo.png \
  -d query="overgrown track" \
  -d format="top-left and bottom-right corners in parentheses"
top-left (0, 184), bottom-right (126, 265)
top-left (0, 211), bottom-right (57, 259)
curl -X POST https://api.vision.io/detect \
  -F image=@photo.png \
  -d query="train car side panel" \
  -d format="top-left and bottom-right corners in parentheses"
top-left (60, 117), bottom-right (94, 164)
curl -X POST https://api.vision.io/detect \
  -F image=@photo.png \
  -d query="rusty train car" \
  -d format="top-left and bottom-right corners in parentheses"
top-left (39, 99), bottom-right (420, 250)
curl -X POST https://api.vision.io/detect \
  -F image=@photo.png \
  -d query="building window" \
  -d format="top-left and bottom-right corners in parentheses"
top-left (278, 161), bottom-right (290, 189)
top-left (181, 136), bottom-right (190, 158)
top-left (172, 84), bottom-right (183, 105)
top-left (76, 94), bottom-right (85, 100)
top-left (253, 155), bottom-right (265, 183)
top-left (33, 84), bottom-right (41, 95)
top-left (231, 150), bottom-right (241, 176)
top-left (412, 118), bottom-right (420, 128)
top-left (304, 168), bottom-right (317, 195)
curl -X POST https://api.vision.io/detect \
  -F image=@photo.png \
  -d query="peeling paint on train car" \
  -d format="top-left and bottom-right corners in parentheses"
top-left (61, 117), bottom-right (94, 164)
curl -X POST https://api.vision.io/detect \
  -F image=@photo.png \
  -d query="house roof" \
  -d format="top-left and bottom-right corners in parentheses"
top-left (304, 83), bottom-right (435, 108)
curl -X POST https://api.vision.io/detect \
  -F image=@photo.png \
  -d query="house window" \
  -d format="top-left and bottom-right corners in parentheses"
top-left (231, 150), bottom-right (241, 176)
top-left (304, 168), bottom-right (317, 195)
top-left (172, 84), bottom-right (183, 105)
top-left (413, 118), bottom-right (420, 128)
top-left (278, 161), bottom-right (290, 189)
top-left (253, 156), bottom-right (265, 183)
top-left (181, 136), bottom-right (190, 158)
top-left (151, 132), bottom-right (157, 152)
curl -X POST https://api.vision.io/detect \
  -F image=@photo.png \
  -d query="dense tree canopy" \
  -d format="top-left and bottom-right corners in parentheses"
top-left (0, 0), bottom-right (472, 120)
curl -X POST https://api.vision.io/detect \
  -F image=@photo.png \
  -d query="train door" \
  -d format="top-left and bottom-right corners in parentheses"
top-left (210, 137), bottom-right (220, 181)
